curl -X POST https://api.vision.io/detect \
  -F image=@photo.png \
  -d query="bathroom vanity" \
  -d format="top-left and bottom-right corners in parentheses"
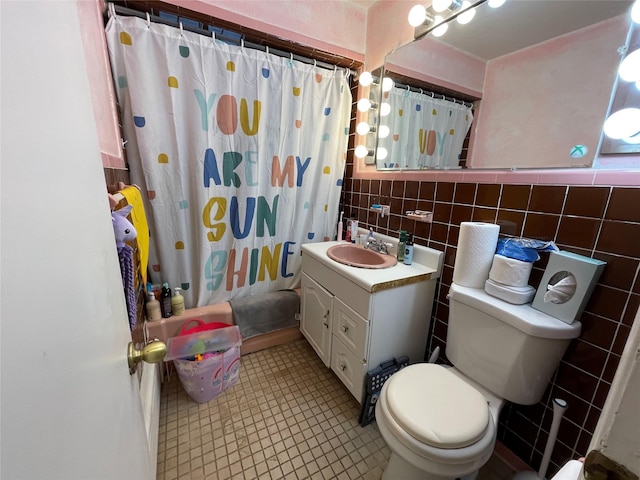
top-left (300, 238), bottom-right (443, 402)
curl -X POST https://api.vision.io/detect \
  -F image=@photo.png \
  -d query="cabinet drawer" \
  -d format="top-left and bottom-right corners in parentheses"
top-left (331, 337), bottom-right (367, 402)
top-left (332, 297), bottom-right (369, 362)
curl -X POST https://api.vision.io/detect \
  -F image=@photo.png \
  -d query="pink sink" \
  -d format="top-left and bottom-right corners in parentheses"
top-left (327, 244), bottom-right (397, 269)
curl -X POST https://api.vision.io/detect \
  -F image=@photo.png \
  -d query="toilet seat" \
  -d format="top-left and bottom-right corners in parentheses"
top-left (385, 364), bottom-right (489, 449)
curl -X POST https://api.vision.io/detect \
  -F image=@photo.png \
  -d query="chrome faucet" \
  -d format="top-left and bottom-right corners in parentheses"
top-left (365, 235), bottom-right (393, 255)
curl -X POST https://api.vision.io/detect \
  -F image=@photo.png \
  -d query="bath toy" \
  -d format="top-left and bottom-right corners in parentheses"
top-left (112, 205), bottom-right (138, 331)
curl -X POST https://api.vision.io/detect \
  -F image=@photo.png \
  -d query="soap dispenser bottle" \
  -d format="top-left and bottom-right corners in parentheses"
top-left (171, 287), bottom-right (185, 316)
top-left (397, 231), bottom-right (406, 262)
top-left (403, 233), bottom-right (414, 265)
top-left (146, 291), bottom-right (162, 321)
top-left (160, 283), bottom-right (173, 318)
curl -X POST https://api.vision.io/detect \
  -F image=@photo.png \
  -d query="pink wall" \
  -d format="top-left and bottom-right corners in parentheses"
top-left (385, 35), bottom-right (485, 98)
top-left (77, 0), bottom-right (125, 169)
top-left (366, 0), bottom-right (415, 71)
top-left (170, 0), bottom-right (367, 63)
top-left (79, 0), bottom-right (639, 185)
top-left (471, 15), bottom-right (627, 169)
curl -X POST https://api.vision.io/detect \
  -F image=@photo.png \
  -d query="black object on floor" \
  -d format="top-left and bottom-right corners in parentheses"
top-left (359, 356), bottom-right (409, 427)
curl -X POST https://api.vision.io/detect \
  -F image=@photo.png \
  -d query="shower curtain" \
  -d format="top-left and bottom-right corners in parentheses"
top-left (106, 16), bottom-right (351, 307)
top-left (378, 87), bottom-right (473, 169)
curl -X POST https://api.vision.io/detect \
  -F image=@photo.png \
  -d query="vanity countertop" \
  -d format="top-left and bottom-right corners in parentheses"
top-left (301, 241), bottom-right (442, 293)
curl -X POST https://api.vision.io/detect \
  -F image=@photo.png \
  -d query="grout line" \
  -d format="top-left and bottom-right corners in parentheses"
top-left (590, 186), bottom-right (613, 258)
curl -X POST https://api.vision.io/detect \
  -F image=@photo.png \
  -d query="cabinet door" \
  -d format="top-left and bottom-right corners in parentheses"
top-left (332, 297), bottom-right (369, 363)
top-left (301, 273), bottom-right (333, 367)
top-left (331, 337), bottom-right (367, 402)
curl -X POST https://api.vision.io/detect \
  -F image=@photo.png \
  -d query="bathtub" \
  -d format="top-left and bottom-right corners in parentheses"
top-left (145, 288), bottom-right (302, 356)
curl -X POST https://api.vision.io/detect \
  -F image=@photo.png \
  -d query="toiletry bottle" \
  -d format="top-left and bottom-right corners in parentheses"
top-left (345, 219), bottom-right (352, 243)
top-left (351, 220), bottom-right (358, 243)
top-left (146, 291), bottom-right (162, 321)
top-left (160, 283), bottom-right (173, 318)
top-left (397, 230), bottom-right (406, 262)
top-left (337, 211), bottom-right (344, 241)
top-left (171, 287), bottom-right (185, 316)
top-left (404, 233), bottom-right (414, 265)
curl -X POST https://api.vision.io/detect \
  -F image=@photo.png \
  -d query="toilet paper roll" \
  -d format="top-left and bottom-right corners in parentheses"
top-left (489, 254), bottom-right (533, 287)
top-left (453, 222), bottom-right (500, 288)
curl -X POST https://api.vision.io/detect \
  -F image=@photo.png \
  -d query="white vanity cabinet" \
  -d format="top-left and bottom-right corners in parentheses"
top-left (300, 240), bottom-right (443, 403)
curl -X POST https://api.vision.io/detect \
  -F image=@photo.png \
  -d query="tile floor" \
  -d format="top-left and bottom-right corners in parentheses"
top-left (156, 339), bottom-right (518, 480)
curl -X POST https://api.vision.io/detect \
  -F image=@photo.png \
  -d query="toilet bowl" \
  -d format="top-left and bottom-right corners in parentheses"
top-left (374, 282), bottom-right (582, 480)
top-left (375, 363), bottom-right (503, 480)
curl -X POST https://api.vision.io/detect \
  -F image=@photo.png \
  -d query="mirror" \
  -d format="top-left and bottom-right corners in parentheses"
top-left (376, 0), bottom-right (633, 170)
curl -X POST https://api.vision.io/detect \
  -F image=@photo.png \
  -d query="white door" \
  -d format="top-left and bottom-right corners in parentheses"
top-left (1, 2), bottom-right (153, 479)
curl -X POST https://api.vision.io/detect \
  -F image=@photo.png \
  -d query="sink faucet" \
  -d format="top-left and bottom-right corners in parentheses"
top-left (365, 235), bottom-right (393, 255)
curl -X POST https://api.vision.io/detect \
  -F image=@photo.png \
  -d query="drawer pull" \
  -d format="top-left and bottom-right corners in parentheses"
top-left (339, 363), bottom-right (346, 371)
top-left (341, 325), bottom-right (349, 333)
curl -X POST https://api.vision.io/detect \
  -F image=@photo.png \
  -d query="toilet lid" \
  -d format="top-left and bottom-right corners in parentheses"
top-left (385, 364), bottom-right (489, 449)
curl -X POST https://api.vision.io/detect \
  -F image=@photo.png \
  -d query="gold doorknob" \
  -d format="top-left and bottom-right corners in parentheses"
top-left (128, 339), bottom-right (167, 374)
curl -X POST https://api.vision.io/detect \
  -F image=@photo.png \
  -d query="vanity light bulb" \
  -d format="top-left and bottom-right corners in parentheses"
top-left (603, 108), bottom-right (640, 139)
top-left (354, 145), bottom-right (371, 158)
top-left (357, 98), bottom-right (372, 112)
top-left (457, 1), bottom-right (476, 24)
top-left (432, 0), bottom-right (452, 13)
top-left (356, 121), bottom-right (372, 135)
top-left (382, 77), bottom-right (395, 92)
top-left (376, 147), bottom-right (389, 160)
top-left (379, 125), bottom-right (390, 138)
top-left (488, 0), bottom-right (506, 8)
top-left (619, 49), bottom-right (640, 82)
top-left (408, 4), bottom-right (428, 27)
top-left (632, 0), bottom-right (640, 24)
top-left (432, 16), bottom-right (449, 37)
top-left (380, 102), bottom-right (391, 117)
top-left (358, 71), bottom-right (373, 87)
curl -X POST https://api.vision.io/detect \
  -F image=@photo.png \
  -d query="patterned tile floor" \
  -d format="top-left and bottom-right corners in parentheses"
top-left (156, 339), bottom-right (516, 480)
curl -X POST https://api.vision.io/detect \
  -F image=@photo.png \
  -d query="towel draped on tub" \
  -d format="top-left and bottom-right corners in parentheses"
top-left (229, 290), bottom-right (300, 340)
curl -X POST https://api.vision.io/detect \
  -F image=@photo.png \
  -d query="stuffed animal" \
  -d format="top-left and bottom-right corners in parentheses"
top-left (112, 205), bottom-right (137, 248)
top-left (112, 205), bottom-right (138, 331)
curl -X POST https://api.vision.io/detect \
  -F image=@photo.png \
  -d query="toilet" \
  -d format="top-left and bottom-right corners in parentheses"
top-left (375, 282), bottom-right (582, 480)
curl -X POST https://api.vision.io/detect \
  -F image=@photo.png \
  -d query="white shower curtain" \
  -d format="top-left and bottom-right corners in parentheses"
top-left (378, 87), bottom-right (473, 169)
top-left (106, 16), bottom-right (351, 307)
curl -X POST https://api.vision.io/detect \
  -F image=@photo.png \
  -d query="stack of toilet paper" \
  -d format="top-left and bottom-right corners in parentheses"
top-left (485, 254), bottom-right (536, 304)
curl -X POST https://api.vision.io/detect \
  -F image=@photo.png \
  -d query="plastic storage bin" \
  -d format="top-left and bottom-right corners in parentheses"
top-left (165, 325), bottom-right (242, 403)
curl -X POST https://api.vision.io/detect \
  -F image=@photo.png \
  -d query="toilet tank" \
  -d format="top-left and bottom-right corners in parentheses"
top-left (446, 283), bottom-right (581, 405)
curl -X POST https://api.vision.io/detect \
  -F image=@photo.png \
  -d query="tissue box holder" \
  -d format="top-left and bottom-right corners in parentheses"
top-left (531, 251), bottom-right (605, 324)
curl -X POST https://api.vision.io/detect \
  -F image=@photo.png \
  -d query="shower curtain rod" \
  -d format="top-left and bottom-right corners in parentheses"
top-left (391, 79), bottom-right (474, 108)
top-left (109, 3), bottom-right (356, 77)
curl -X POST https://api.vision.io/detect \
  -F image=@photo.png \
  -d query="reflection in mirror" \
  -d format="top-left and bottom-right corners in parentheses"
top-left (376, 74), bottom-right (474, 170)
top-left (377, 0), bottom-right (633, 171)
top-left (601, 21), bottom-right (640, 156)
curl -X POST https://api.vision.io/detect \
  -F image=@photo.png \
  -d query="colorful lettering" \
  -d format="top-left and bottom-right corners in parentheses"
top-left (202, 197), bottom-right (227, 242)
top-left (240, 99), bottom-right (261, 136)
top-left (217, 94), bottom-right (238, 135)
top-left (204, 250), bottom-right (227, 290)
top-left (194, 90), bottom-right (217, 131)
